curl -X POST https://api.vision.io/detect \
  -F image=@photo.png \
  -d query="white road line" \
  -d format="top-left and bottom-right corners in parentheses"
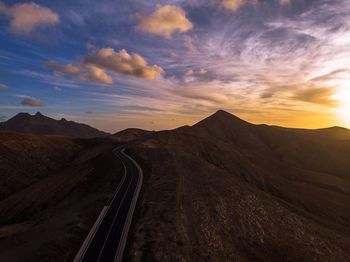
top-left (77, 146), bottom-right (127, 261)
top-left (97, 152), bottom-right (134, 261)
top-left (114, 150), bottom-right (143, 262)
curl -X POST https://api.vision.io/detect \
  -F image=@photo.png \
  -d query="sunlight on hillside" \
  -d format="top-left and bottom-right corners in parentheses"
top-left (337, 104), bottom-right (350, 128)
top-left (334, 88), bottom-right (350, 128)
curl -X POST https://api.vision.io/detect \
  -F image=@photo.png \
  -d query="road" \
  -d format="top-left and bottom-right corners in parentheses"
top-left (76, 147), bottom-right (143, 262)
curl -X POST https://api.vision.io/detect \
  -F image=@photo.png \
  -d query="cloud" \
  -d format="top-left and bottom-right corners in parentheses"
top-left (85, 111), bottom-right (93, 114)
top-left (84, 48), bottom-right (164, 80)
top-left (291, 86), bottom-right (338, 107)
top-left (259, 78), bottom-right (339, 107)
top-left (186, 69), bottom-right (194, 76)
top-left (45, 62), bottom-right (81, 75)
top-left (86, 42), bottom-right (95, 50)
top-left (0, 1), bottom-right (59, 35)
top-left (0, 83), bottom-right (8, 89)
top-left (46, 48), bottom-right (163, 83)
top-left (81, 64), bottom-right (113, 84)
top-left (136, 5), bottom-right (193, 39)
top-left (260, 91), bottom-right (274, 99)
top-left (198, 69), bottom-right (207, 75)
top-left (184, 35), bottom-right (197, 53)
top-left (54, 86), bottom-right (62, 91)
top-left (170, 86), bottom-right (227, 104)
top-left (279, 0), bottom-right (290, 4)
top-left (220, 0), bottom-right (290, 11)
top-left (46, 61), bottom-right (114, 83)
top-left (310, 69), bottom-right (350, 83)
top-left (21, 97), bottom-right (46, 107)
top-left (188, 0), bottom-right (199, 5)
top-left (111, 39), bottom-right (119, 45)
top-left (186, 69), bottom-right (207, 76)
top-left (221, 0), bottom-right (247, 12)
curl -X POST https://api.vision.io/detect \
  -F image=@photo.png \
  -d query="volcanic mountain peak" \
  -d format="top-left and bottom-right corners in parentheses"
top-left (0, 112), bottom-right (108, 138)
top-left (11, 112), bottom-right (31, 120)
top-left (194, 109), bottom-right (250, 128)
top-left (191, 109), bottom-right (263, 149)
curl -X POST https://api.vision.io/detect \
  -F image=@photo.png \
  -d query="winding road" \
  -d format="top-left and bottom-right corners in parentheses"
top-left (75, 147), bottom-right (143, 262)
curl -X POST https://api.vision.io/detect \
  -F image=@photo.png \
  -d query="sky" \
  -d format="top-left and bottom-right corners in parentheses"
top-left (0, 0), bottom-right (350, 132)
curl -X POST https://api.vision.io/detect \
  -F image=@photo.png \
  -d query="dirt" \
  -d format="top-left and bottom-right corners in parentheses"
top-left (123, 110), bottom-right (350, 261)
top-left (1, 110), bottom-right (350, 261)
top-left (0, 133), bottom-right (123, 261)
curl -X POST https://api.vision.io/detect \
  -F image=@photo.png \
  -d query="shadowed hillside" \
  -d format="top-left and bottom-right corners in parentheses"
top-left (0, 110), bottom-right (350, 261)
top-left (0, 132), bottom-right (123, 261)
top-left (0, 112), bottom-right (108, 138)
top-left (123, 110), bottom-right (350, 261)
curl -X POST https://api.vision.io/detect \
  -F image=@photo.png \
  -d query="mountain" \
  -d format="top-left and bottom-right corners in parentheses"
top-left (111, 128), bottom-right (154, 143)
top-left (0, 112), bottom-right (108, 138)
top-left (0, 131), bottom-right (123, 261)
top-left (123, 110), bottom-right (350, 261)
top-left (0, 110), bottom-right (350, 261)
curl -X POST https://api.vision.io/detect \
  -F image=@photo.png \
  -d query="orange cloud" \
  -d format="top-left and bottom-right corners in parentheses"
top-left (45, 62), bottom-right (81, 75)
top-left (0, 1), bottom-right (59, 35)
top-left (81, 64), bottom-right (113, 84)
top-left (0, 83), bottom-right (9, 89)
top-left (184, 35), bottom-right (198, 53)
top-left (186, 69), bottom-right (207, 76)
top-left (279, 0), bottom-right (290, 4)
top-left (220, 0), bottom-right (290, 11)
top-left (291, 86), bottom-right (338, 107)
top-left (198, 69), bottom-right (207, 75)
top-left (136, 5), bottom-right (193, 39)
top-left (186, 69), bottom-right (194, 76)
top-left (84, 48), bottom-right (164, 80)
top-left (46, 48), bottom-right (164, 84)
top-left (221, 0), bottom-right (247, 12)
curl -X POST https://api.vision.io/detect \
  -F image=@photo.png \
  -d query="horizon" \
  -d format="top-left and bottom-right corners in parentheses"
top-left (2, 109), bottom-right (349, 134)
top-left (1, 0), bottom-right (350, 132)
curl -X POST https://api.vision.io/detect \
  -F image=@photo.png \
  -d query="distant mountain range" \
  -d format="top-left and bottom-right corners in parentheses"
top-left (0, 112), bottom-right (108, 138)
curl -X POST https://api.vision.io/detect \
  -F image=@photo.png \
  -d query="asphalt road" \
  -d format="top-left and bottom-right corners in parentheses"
top-left (78, 147), bottom-right (143, 262)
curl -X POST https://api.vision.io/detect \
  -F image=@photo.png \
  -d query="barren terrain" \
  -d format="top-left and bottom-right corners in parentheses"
top-left (1, 110), bottom-right (350, 261)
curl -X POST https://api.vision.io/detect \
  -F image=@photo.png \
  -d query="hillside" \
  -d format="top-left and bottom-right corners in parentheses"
top-left (0, 112), bottom-right (108, 138)
top-left (123, 110), bottom-right (350, 261)
top-left (0, 110), bottom-right (349, 261)
top-left (0, 132), bottom-right (123, 261)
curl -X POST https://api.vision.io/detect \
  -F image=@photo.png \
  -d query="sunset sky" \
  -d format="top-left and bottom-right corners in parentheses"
top-left (1, 0), bottom-right (350, 132)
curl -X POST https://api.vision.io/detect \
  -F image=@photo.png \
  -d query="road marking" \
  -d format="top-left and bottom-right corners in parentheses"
top-left (114, 150), bottom-right (143, 262)
top-left (75, 146), bottom-right (143, 262)
top-left (76, 146), bottom-right (127, 261)
top-left (96, 161), bottom-right (134, 261)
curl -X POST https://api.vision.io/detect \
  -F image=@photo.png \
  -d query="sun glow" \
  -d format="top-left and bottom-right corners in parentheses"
top-left (334, 87), bottom-right (350, 128)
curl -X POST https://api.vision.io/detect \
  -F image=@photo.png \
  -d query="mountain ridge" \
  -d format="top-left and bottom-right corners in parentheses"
top-left (1, 110), bottom-right (350, 261)
top-left (0, 112), bottom-right (108, 138)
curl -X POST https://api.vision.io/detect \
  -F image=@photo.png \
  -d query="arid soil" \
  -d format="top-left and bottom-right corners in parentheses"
top-left (0, 133), bottom-right (123, 261)
top-left (1, 110), bottom-right (350, 261)
top-left (123, 110), bottom-right (350, 261)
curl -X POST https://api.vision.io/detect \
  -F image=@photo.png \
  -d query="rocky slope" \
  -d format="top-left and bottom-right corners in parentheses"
top-left (0, 132), bottom-right (123, 261)
top-left (0, 110), bottom-right (350, 261)
top-left (0, 112), bottom-right (108, 138)
top-left (123, 110), bottom-right (350, 261)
